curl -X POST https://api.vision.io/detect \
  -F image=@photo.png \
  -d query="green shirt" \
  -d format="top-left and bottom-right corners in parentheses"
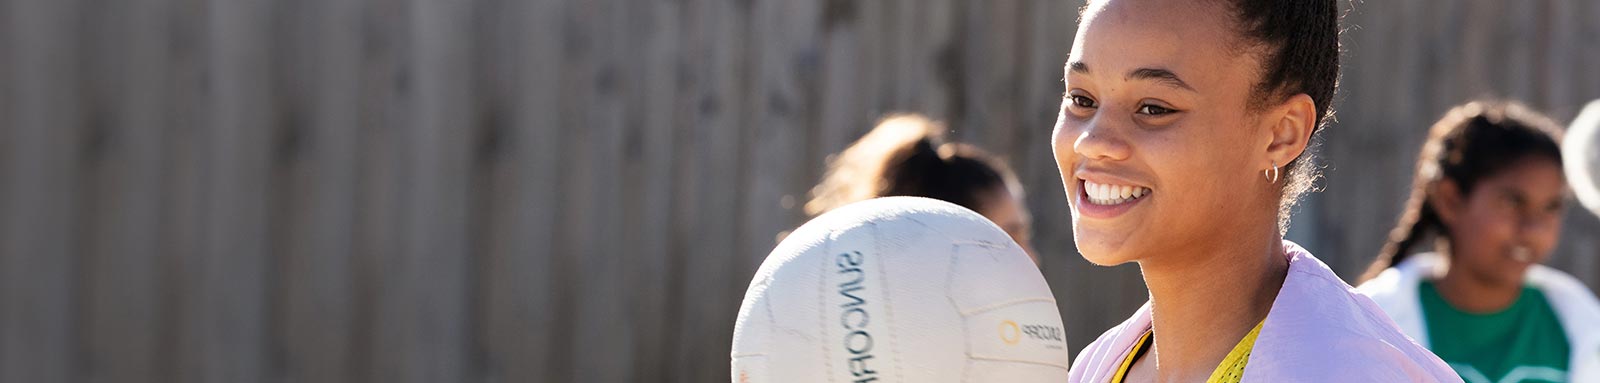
top-left (1420, 281), bottom-right (1570, 383)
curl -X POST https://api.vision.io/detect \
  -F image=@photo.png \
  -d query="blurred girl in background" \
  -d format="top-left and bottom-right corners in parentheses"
top-left (1358, 101), bottom-right (1600, 382)
top-left (805, 114), bottom-right (1037, 263)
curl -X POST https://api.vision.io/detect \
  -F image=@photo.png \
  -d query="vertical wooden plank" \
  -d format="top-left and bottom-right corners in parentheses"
top-left (616, 0), bottom-right (682, 380)
top-left (78, 0), bottom-right (169, 382)
top-left (541, 0), bottom-right (579, 379)
top-left (884, 0), bottom-right (917, 108)
top-left (367, 0), bottom-right (478, 382)
top-left (658, 0), bottom-right (749, 381)
top-left (1503, 1), bottom-right (1538, 104)
top-left (969, 0), bottom-right (1022, 150)
top-left (1541, 0), bottom-right (1574, 119)
top-left (279, 0), bottom-right (362, 381)
top-left (814, 0), bottom-right (867, 168)
top-left (348, 0), bottom-right (406, 381)
top-left (345, 0), bottom-right (419, 379)
top-left (168, 0), bottom-right (278, 381)
top-left (916, 0), bottom-right (957, 120)
top-left (953, 0), bottom-right (988, 139)
top-left (477, 0), bottom-right (563, 381)
top-left (554, 0), bottom-right (636, 381)
top-left (857, 0), bottom-right (889, 122)
top-left (1426, 4), bottom-right (1458, 137)
top-left (1456, 0), bottom-right (1496, 99)
top-left (0, 0), bottom-right (81, 381)
top-left (161, 0), bottom-right (204, 380)
top-left (1587, 0), bottom-right (1600, 108)
top-left (540, 0), bottom-right (577, 375)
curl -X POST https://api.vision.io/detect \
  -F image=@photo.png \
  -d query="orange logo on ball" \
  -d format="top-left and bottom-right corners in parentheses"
top-left (999, 320), bottom-right (1021, 345)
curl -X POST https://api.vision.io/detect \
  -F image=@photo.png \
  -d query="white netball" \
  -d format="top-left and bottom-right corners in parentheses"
top-left (730, 197), bottom-right (1069, 383)
top-left (1567, 99), bottom-right (1600, 216)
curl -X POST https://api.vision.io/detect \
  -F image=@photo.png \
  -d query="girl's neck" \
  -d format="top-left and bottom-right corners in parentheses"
top-left (1433, 247), bottom-right (1523, 313)
top-left (1137, 231), bottom-right (1289, 381)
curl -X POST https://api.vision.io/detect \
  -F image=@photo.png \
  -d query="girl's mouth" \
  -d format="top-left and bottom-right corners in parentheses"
top-left (1509, 245), bottom-right (1533, 263)
top-left (1083, 180), bottom-right (1151, 206)
top-left (1074, 178), bottom-right (1152, 219)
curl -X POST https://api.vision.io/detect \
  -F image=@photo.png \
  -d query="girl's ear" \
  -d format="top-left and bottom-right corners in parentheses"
top-left (1431, 180), bottom-right (1465, 227)
top-left (1264, 93), bottom-right (1317, 167)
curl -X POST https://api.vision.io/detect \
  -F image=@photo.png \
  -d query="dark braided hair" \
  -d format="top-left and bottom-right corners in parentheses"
top-left (1359, 101), bottom-right (1564, 282)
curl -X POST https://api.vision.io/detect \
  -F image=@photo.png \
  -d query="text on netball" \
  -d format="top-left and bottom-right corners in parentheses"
top-left (836, 251), bottom-right (878, 382)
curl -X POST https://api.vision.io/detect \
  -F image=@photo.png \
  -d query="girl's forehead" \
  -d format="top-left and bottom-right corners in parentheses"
top-left (1475, 158), bottom-right (1568, 195)
top-left (1078, 0), bottom-right (1236, 42)
top-left (1070, 0), bottom-right (1250, 88)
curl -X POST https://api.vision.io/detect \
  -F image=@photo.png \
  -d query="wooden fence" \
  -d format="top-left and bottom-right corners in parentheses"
top-left (0, 0), bottom-right (1596, 382)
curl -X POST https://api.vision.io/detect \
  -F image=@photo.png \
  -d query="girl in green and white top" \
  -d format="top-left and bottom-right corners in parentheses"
top-left (1358, 101), bottom-right (1600, 383)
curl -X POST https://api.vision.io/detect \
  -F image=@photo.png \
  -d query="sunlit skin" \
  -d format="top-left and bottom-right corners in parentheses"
top-left (1431, 157), bottom-right (1567, 313)
top-left (1052, 0), bottom-right (1317, 381)
top-left (979, 185), bottom-right (1038, 264)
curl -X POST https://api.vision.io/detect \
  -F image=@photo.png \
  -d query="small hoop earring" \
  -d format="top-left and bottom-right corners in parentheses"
top-left (1264, 161), bottom-right (1280, 183)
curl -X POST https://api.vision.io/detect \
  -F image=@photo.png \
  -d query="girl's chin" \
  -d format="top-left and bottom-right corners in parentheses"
top-left (1079, 252), bottom-right (1136, 267)
top-left (1072, 232), bottom-right (1140, 266)
top-left (1462, 264), bottom-right (1530, 288)
top-left (1497, 263), bottom-right (1534, 282)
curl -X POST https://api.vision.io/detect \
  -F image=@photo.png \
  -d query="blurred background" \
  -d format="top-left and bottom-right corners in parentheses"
top-left (0, 0), bottom-right (1597, 382)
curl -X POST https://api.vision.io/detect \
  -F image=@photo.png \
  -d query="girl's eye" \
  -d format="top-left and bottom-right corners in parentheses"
top-left (1503, 193), bottom-right (1523, 206)
top-left (1070, 95), bottom-right (1097, 109)
top-left (1546, 201), bottom-right (1565, 213)
top-left (1137, 104), bottom-right (1176, 115)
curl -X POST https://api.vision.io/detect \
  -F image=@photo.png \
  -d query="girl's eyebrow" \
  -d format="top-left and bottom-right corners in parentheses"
top-left (1128, 68), bottom-right (1196, 92)
top-left (1066, 61), bottom-right (1195, 92)
top-left (1068, 61), bottom-right (1090, 74)
top-left (1503, 189), bottom-right (1528, 205)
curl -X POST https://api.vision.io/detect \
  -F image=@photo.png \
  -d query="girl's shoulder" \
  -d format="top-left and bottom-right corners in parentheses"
top-left (1526, 264), bottom-right (1600, 337)
top-left (1068, 303), bottom-right (1152, 383)
top-left (1527, 264), bottom-right (1600, 309)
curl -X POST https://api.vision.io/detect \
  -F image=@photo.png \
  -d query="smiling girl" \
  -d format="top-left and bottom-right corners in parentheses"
top-left (1357, 101), bottom-right (1600, 383)
top-left (1055, 0), bottom-right (1457, 382)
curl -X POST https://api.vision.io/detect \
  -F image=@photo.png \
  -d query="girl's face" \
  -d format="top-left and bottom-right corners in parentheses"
top-left (1438, 157), bottom-right (1567, 287)
top-left (1053, 0), bottom-right (1285, 265)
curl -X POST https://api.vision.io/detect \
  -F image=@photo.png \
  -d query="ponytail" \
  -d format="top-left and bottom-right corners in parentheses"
top-left (1360, 187), bottom-right (1441, 282)
top-left (879, 134), bottom-right (949, 199)
top-left (805, 114), bottom-right (1012, 216)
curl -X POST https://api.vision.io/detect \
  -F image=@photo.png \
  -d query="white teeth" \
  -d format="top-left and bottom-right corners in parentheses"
top-left (1083, 180), bottom-right (1150, 205)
